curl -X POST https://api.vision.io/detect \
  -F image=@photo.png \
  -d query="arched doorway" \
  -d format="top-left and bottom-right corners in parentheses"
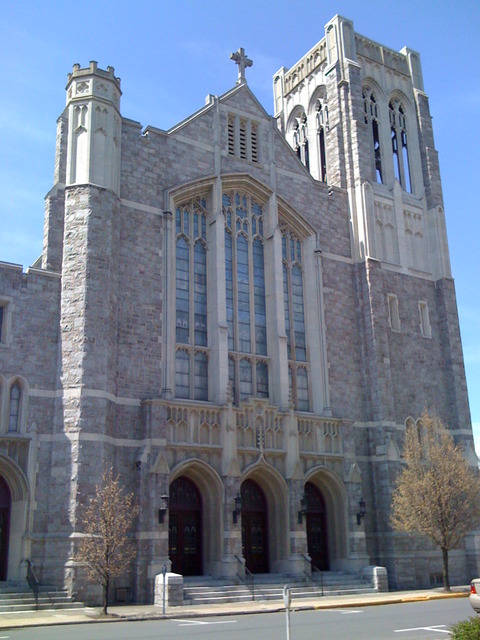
top-left (305, 481), bottom-right (329, 570)
top-left (168, 476), bottom-right (202, 576)
top-left (241, 479), bottom-right (269, 574)
top-left (0, 476), bottom-right (11, 580)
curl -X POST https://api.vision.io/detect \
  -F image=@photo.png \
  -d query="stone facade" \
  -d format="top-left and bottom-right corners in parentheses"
top-left (0, 16), bottom-right (477, 602)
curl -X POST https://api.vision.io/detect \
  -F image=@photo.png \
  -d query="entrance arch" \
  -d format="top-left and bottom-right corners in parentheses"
top-left (0, 476), bottom-right (11, 580)
top-left (305, 481), bottom-right (329, 570)
top-left (305, 467), bottom-right (348, 570)
top-left (241, 479), bottom-right (268, 574)
top-left (168, 476), bottom-right (202, 576)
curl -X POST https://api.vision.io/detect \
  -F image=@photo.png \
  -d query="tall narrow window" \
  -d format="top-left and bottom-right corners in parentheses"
top-left (251, 123), bottom-right (258, 163)
top-left (282, 227), bottom-right (309, 411)
top-left (363, 88), bottom-right (383, 184)
top-left (239, 120), bottom-right (247, 159)
top-left (224, 191), bottom-right (268, 403)
top-left (316, 97), bottom-right (329, 183)
top-left (419, 301), bottom-right (432, 339)
top-left (292, 111), bottom-right (309, 171)
top-left (227, 115), bottom-right (235, 156)
top-left (8, 383), bottom-right (20, 432)
top-left (387, 294), bottom-right (401, 332)
top-left (389, 100), bottom-right (412, 192)
top-left (175, 198), bottom-right (209, 399)
top-left (0, 306), bottom-right (3, 343)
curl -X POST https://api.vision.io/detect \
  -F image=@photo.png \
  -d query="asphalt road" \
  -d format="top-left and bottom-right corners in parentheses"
top-left (2, 598), bottom-right (474, 640)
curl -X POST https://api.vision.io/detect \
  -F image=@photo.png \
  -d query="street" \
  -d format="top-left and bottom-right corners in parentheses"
top-left (2, 598), bottom-right (474, 640)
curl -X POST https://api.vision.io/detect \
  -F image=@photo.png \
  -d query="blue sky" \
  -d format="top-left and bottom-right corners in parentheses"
top-left (1, 0), bottom-right (479, 445)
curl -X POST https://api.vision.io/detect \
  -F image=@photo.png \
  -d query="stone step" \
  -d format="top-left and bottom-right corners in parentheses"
top-left (183, 572), bottom-right (375, 605)
top-left (0, 582), bottom-right (84, 613)
top-left (0, 595), bottom-right (73, 606)
top-left (0, 601), bottom-right (85, 613)
top-left (0, 590), bottom-right (69, 600)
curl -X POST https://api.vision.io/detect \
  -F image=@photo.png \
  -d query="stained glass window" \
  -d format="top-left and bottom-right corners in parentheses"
top-left (175, 197), bottom-right (209, 399)
top-left (224, 191), bottom-right (269, 403)
top-left (282, 227), bottom-right (309, 411)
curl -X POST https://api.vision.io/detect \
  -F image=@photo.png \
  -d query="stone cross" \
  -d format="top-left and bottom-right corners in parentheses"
top-left (230, 47), bottom-right (253, 84)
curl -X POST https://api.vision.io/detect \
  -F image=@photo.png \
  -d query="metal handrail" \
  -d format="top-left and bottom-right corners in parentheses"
top-left (302, 553), bottom-right (324, 596)
top-left (26, 560), bottom-right (40, 609)
top-left (235, 555), bottom-right (255, 601)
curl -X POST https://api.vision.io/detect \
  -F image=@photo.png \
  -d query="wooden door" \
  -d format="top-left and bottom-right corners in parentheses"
top-left (305, 482), bottom-right (329, 570)
top-left (168, 477), bottom-right (202, 576)
top-left (0, 477), bottom-right (11, 581)
top-left (241, 479), bottom-right (269, 574)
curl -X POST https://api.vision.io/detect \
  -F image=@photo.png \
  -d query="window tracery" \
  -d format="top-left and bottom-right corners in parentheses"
top-left (292, 111), bottom-right (309, 171)
top-left (282, 227), bottom-right (309, 411)
top-left (175, 198), bottom-right (209, 400)
top-left (389, 99), bottom-right (411, 192)
top-left (363, 88), bottom-right (383, 184)
top-left (224, 191), bottom-right (268, 403)
top-left (315, 98), bottom-right (329, 182)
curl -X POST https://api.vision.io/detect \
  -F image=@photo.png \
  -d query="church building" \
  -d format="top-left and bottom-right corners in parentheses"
top-left (0, 15), bottom-right (477, 602)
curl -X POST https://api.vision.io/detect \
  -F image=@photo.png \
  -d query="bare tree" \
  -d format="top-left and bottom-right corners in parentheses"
top-left (391, 411), bottom-right (480, 591)
top-left (76, 468), bottom-right (139, 614)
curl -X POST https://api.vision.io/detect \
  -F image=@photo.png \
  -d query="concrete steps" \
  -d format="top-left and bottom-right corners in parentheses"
top-left (183, 571), bottom-right (376, 605)
top-left (0, 582), bottom-right (84, 613)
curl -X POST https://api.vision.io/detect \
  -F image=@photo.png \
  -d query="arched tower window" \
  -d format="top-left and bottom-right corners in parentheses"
top-left (175, 198), bottom-right (209, 400)
top-left (291, 111), bottom-right (309, 172)
top-left (316, 98), bottom-right (329, 183)
top-left (224, 192), bottom-right (268, 404)
top-left (8, 383), bottom-right (21, 432)
top-left (363, 88), bottom-right (383, 184)
top-left (389, 100), bottom-right (412, 193)
top-left (282, 227), bottom-right (309, 411)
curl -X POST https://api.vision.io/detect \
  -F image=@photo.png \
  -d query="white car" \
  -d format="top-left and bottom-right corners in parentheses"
top-left (469, 579), bottom-right (480, 613)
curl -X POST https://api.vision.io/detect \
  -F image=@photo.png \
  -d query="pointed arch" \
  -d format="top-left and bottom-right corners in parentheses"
top-left (0, 455), bottom-right (30, 580)
top-left (242, 458), bottom-right (289, 572)
top-left (169, 459), bottom-right (224, 576)
top-left (304, 466), bottom-right (348, 568)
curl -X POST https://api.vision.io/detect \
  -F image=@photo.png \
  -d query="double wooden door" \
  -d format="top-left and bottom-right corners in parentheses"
top-left (241, 479), bottom-right (269, 574)
top-left (168, 477), bottom-right (202, 576)
top-left (305, 482), bottom-right (329, 570)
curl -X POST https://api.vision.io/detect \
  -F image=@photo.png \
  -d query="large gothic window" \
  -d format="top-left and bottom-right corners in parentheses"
top-left (363, 88), bottom-right (383, 184)
top-left (389, 100), bottom-right (412, 193)
top-left (175, 198), bottom-right (208, 400)
top-left (282, 228), bottom-right (309, 411)
top-left (224, 192), bottom-right (268, 403)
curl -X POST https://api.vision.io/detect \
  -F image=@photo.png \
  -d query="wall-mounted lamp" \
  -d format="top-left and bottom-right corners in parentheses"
top-left (158, 494), bottom-right (169, 524)
top-left (356, 497), bottom-right (366, 525)
top-left (233, 494), bottom-right (242, 524)
top-left (298, 494), bottom-right (308, 524)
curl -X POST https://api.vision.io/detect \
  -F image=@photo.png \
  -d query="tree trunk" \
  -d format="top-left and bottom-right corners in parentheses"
top-left (103, 578), bottom-right (109, 615)
top-left (442, 547), bottom-right (450, 592)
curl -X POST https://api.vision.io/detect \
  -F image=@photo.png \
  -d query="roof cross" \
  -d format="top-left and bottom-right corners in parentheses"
top-left (230, 47), bottom-right (253, 85)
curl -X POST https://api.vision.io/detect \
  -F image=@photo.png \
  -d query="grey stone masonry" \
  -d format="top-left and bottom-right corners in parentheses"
top-left (0, 18), bottom-right (476, 601)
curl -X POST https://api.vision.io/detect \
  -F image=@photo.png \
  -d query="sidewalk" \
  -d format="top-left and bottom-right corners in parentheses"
top-left (0, 587), bottom-right (469, 630)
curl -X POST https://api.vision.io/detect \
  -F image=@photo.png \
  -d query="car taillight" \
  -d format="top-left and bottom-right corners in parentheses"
top-left (471, 582), bottom-right (477, 595)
